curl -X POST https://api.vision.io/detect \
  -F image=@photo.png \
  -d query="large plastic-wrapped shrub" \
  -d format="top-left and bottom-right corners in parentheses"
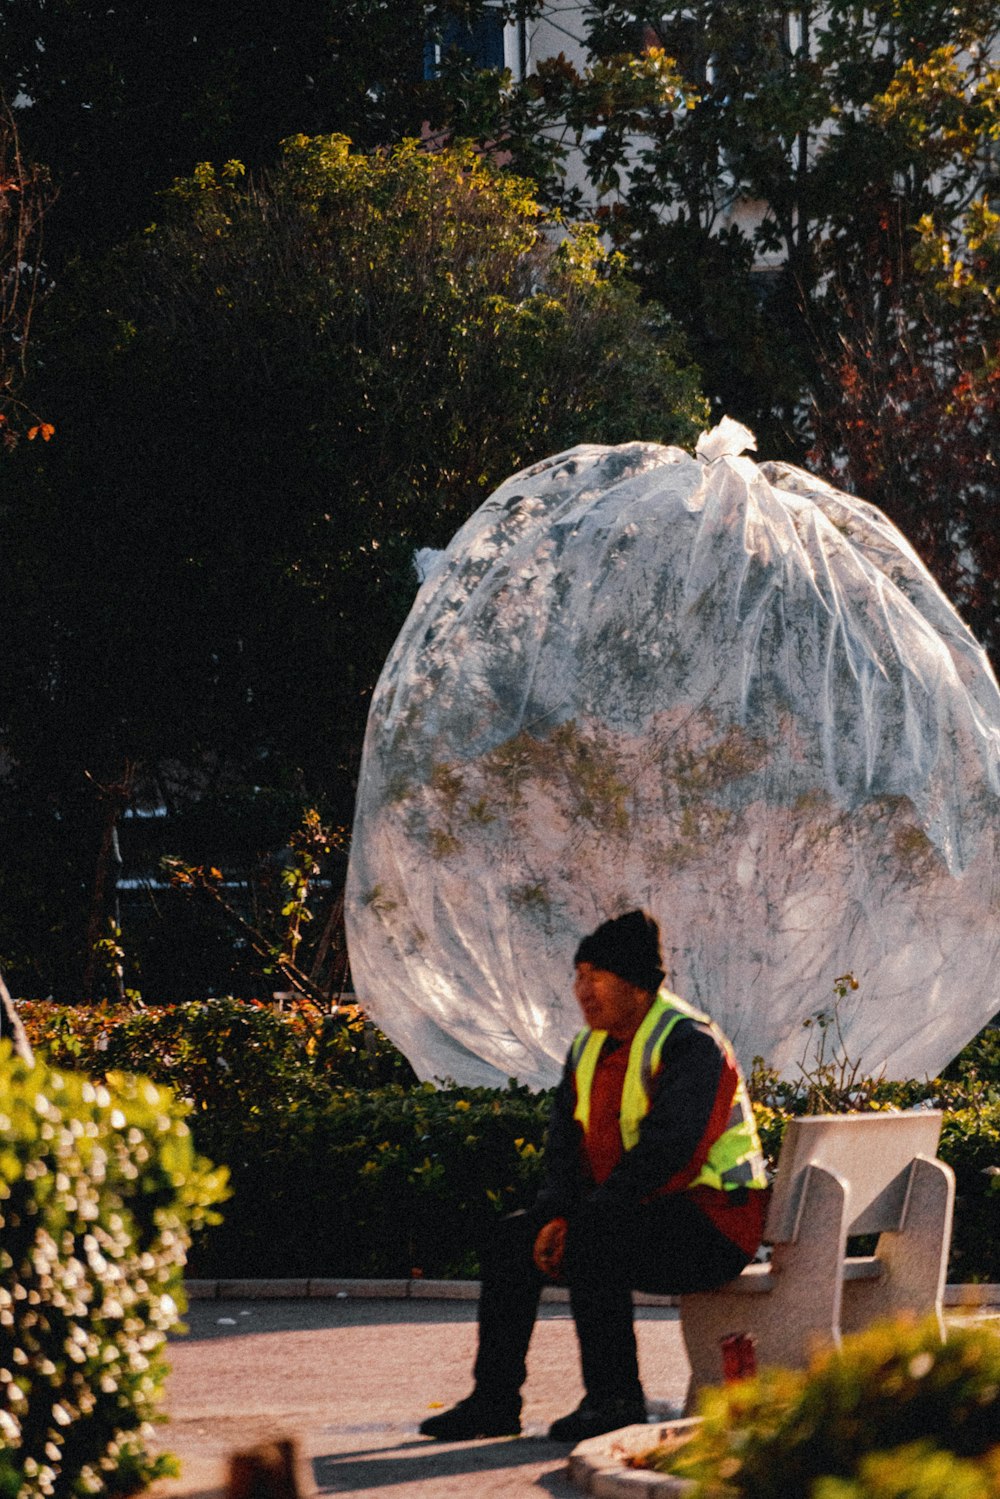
top-left (655, 1316), bottom-right (1000, 1498)
top-left (0, 1043), bottom-right (228, 1499)
top-left (346, 421), bottom-right (1000, 1088)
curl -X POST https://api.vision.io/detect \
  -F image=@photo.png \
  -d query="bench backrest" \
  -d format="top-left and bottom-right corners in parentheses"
top-left (764, 1111), bottom-right (944, 1242)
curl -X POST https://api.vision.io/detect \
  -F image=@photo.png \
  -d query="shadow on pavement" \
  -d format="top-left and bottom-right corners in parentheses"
top-left (534, 1472), bottom-right (580, 1498)
top-left (313, 1436), bottom-right (573, 1492)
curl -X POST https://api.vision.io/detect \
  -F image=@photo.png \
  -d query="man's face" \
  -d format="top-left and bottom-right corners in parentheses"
top-left (574, 962), bottom-right (652, 1039)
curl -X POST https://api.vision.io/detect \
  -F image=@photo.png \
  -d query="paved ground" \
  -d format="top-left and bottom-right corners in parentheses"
top-left (148, 1297), bottom-right (691, 1499)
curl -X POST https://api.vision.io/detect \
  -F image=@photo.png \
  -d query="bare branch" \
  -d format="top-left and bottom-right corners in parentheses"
top-left (0, 93), bottom-right (54, 440)
top-left (0, 968), bottom-right (34, 1065)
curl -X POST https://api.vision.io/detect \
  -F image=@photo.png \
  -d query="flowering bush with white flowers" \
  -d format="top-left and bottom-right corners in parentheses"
top-left (0, 1044), bottom-right (227, 1499)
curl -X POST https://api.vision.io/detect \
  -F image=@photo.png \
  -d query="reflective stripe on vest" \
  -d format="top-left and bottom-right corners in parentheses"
top-left (571, 990), bottom-right (767, 1194)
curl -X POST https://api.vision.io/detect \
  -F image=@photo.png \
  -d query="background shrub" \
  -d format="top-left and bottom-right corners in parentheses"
top-left (938, 1104), bottom-right (1000, 1285)
top-left (189, 1081), bottom-right (551, 1278)
top-left (16, 997), bottom-right (416, 1104)
top-left (0, 1044), bottom-right (227, 1499)
top-left (657, 1317), bottom-right (1000, 1498)
top-left (18, 1001), bottom-right (545, 1277)
top-left (14, 1001), bottom-right (1000, 1281)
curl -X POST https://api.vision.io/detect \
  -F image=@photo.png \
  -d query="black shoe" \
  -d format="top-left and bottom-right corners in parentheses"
top-left (419, 1393), bottom-right (522, 1440)
top-left (547, 1396), bottom-right (647, 1443)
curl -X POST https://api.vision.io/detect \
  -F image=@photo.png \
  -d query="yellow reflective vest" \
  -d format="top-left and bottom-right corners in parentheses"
top-left (570, 989), bottom-right (767, 1195)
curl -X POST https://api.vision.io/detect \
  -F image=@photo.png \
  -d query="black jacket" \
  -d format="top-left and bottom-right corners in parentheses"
top-left (535, 1012), bottom-right (730, 1219)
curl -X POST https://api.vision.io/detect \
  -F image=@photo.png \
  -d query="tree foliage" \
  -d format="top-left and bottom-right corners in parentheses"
top-left (425, 0), bottom-right (1000, 695)
top-left (9, 0), bottom-right (1000, 1002)
top-left (0, 133), bottom-right (706, 998)
top-left (0, 0), bottom-right (541, 269)
top-left (471, 0), bottom-right (1000, 459)
top-left (805, 43), bottom-right (1000, 662)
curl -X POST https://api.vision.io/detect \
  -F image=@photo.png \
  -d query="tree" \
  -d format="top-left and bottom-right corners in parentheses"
top-left (476, 0), bottom-right (1000, 456)
top-left (423, 0), bottom-right (1000, 686)
top-left (0, 0), bottom-right (538, 270)
top-left (808, 63), bottom-right (1000, 666)
top-left (0, 133), bottom-right (707, 998)
top-left (809, 311), bottom-right (1000, 664)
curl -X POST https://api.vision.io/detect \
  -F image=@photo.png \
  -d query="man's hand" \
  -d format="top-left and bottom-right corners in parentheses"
top-left (533, 1216), bottom-right (568, 1280)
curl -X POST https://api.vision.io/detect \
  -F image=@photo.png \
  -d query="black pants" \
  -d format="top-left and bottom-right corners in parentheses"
top-left (473, 1196), bottom-right (750, 1407)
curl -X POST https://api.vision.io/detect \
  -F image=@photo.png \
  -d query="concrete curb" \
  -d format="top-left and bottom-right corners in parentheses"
top-left (568, 1420), bottom-right (701, 1498)
top-left (182, 1277), bottom-right (678, 1305)
top-left (183, 1278), bottom-right (1000, 1307)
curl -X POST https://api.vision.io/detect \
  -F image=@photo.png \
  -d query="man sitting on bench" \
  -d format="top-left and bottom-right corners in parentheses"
top-left (419, 909), bottom-right (769, 1444)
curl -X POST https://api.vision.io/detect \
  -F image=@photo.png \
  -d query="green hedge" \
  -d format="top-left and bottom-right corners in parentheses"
top-left (189, 1081), bottom-right (550, 1278)
top-left (15, 997), bottom-right (416, 1105)
top-left (17, 1000), bottom-right (547, 1278)
top-left (15, 1001), bottom-right (1000, 1282)
top-left (0, 1043), bottom-right (227, 1499)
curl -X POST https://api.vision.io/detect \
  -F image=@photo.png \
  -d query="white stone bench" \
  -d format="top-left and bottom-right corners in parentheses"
top-left (679, 1111), bottom-right (954, 1404)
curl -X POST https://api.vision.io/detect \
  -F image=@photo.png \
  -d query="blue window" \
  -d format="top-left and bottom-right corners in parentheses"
top-left (424, 6), bottom-right (508, 77)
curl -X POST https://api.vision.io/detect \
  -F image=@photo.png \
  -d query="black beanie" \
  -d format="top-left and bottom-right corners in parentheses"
top-left (574, 910), bottom-right (665, 994)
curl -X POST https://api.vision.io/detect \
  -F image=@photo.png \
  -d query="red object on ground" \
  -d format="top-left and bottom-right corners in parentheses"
top-left (721, 1332), bottom-right (757, 1381)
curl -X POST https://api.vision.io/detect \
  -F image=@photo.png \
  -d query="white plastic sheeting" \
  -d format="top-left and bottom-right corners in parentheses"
top-left (345, 422), bottom-right (1000, 1089)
